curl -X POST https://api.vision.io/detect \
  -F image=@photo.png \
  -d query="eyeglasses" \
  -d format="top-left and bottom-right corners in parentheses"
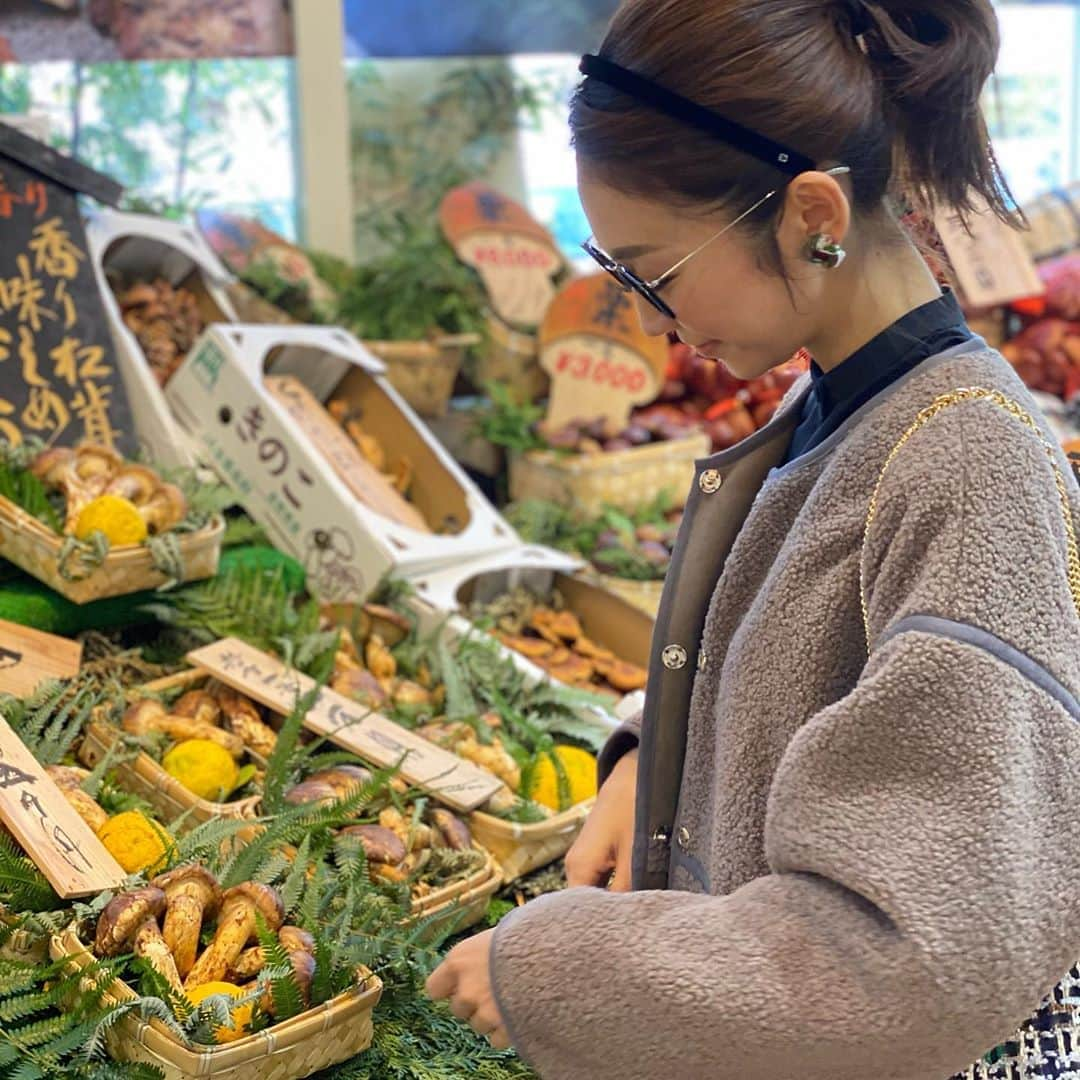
top-left (582, 166), bottom-right (852, 320)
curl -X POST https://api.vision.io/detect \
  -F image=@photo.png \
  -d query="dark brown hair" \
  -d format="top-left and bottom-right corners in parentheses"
top-left (571, 0), bottom-right (1017, 232)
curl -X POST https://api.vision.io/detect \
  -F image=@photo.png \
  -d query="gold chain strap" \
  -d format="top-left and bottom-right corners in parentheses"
top-left (861, 386), bottom-right (1080, 653)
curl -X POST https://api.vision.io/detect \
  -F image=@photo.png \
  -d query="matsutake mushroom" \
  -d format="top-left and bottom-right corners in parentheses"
top-left (183, 882), bottom-right (284, 991)
top-left (152, 864), bottom-right (222, 979)
top-left (123, 698), bottom-right (245, 759)
top-left (96, 886), bottom-right (183, 994)
top-left (214, 685), bottom-right (278, 758)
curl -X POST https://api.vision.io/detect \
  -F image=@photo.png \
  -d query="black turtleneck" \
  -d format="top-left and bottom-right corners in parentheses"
top-left (784, 290), bottom-right (973, 464)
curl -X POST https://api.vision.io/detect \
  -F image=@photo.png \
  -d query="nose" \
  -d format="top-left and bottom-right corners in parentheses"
top-left (633, 294), bottom-right (676, 338)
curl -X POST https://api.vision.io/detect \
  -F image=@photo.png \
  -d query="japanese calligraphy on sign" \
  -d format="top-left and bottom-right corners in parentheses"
top-left (187, 638), bottom-right (503, 812)
top-left (0, 716), bottom-right (125, 898)
top-left (538, 274), bottom-right (670, 432)
top-left (0, 145), bottom-right (134, 452)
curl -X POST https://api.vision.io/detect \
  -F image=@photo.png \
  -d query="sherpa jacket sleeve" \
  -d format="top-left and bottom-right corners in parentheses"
top-left (596, 710), bottom-right (641, 785)
top-left (489, 401), bottom-right (1080, 1080)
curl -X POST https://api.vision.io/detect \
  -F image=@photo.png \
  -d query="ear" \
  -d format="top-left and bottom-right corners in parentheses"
top-left (776, 171), bottom-right (853, 257)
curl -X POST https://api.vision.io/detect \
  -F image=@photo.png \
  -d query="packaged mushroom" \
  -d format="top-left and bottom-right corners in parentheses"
top-left (114, 278), bottom-right (207, 388)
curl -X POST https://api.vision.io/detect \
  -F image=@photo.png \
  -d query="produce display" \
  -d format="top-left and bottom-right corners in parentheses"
top-left (1001, 318), bottom-right (1080, 400)
top-left (507, 496), bottom-right (681, 582)
top-left (115, 278), bottom-right (207, 387)
top-left (656, 343), bottom-right (809, 451)
top-left (472, 586), bottom-right (648, 698)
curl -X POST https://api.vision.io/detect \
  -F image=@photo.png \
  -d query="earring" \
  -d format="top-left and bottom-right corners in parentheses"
top-left (805, 234), bottom-right (846, 269)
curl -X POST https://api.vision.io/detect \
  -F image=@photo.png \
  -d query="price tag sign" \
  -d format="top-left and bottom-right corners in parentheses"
top-left (440, 182), bottom-right (564, 330)
top-left (539, 274), bottom-right (669, 432)
top-left (935, 197), bottom-right (1045, 309)
top-left (187, 638), bottom-right (503, 813)
top-left (0, 718), bottom-right (126, 898)
top-left (0, 618), bottom-right (82, 698)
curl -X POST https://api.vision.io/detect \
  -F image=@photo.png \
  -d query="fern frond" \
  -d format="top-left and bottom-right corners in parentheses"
top-left (255, 917), bottom-right (304, 1023)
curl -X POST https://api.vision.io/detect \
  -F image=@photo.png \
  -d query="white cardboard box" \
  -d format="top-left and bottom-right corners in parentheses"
top-left (87, 209), bottom-right (238, 468)
top-left (166, 323), bottom-right (529, 600)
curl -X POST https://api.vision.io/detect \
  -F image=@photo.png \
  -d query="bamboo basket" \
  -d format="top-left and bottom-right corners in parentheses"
top-left (83, 669), bottom-right (503, 927)
top-left (509, 432), bottom-right (710, 515)
top-left (589, 572), bottom-right (664, 618)
top-left (50, 929), bottom-right (382, 1080)
top-left (469, 798), bottom-right (594, 883)
top-left (364, 334), bottom-right (479, 418)
top-left (471, 310), bottom-right (549, 403)
top-left (0, 496), bottom-right (224, 604)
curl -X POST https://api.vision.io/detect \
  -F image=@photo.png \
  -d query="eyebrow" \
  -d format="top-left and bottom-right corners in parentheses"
top-left (608, 243), bottom-right (658, 262)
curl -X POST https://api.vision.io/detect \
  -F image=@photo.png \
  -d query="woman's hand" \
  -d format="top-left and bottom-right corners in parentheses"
top-left (564, 748), bottom-right (638, 891)
top-left (426, 929), bottom-right (510, 1048)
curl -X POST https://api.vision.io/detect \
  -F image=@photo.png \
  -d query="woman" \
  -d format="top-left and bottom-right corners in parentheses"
top-left (427, 2), bottom-right (1080, 1077)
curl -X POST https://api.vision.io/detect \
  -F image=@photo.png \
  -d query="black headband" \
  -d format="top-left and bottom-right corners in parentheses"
top-left (578, 54), bottom-right (815, 177)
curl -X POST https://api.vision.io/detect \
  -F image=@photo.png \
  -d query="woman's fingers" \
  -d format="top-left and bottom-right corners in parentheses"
top-left (425, 959), bottom-right (457, 1001)
top-left (564, 832), bottom-right (614, 887)
top-left (609, 835), bottom-right (633, 891)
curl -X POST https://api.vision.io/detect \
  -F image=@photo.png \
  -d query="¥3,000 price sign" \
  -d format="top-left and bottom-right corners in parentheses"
top-left (542, 333), bottom-right (658, 430)
top-left (539, 275), bottom-right (669, 432)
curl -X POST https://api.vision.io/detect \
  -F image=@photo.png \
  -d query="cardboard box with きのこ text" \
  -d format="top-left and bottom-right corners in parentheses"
top-left (164, 323), bottom-right (521, 601)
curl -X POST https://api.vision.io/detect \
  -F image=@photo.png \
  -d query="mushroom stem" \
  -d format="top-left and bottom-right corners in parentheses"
top-left (163, 886), bottom-right (211, 977)
top-left (134, 918), bottom-right (184, 995)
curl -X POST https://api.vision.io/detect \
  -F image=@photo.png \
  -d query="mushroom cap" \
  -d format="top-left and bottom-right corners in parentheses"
top-left (430, 808), bottom-right (472, 851)
top-left (338, 824), bottom-right (407, 866)
top-left (45, 764), bottom-right (91, 792)
top-left (361, 603), bottom-right (411, 647)
top-left (279, 925), bottom-right (315, 954)
top-left (170, 690), bottom-right (221, 725)
top-left (307, 765), bottom-right (373, 798)
top-left (221, 882), bottom-right (284, 932)
top-left (283, 780), bottom-right (340, 808)
top-left (151, 864), bottom-right (222, 913)
top-left (290, 949), bottom-right (316, 1005)
top-left (95, 887), bottom-right (167, 957)
top-left (122, 698), bottom-right (168, 735)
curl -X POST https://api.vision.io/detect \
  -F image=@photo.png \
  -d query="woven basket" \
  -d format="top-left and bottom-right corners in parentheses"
top-left (50, 929), bottom-right (382, 1080)
top-left (470, 798), bottom-right (594, 883)
top-left (587, 572), bottom-right (663, 618)
top-left (472, 310), bottom-right (549, 403)
top-left (364, 335), bottom-right (478, 418)
top-left (79, 670), bottom-right (261, 829)
top-left (0, 497), bottom-right (224, 604)
top-left (83, 669), bottom-right (503, 925)
top-left (509, 432), bottom-right (710, 515)
top-left (1021, 183), bottom-right (1080, 263)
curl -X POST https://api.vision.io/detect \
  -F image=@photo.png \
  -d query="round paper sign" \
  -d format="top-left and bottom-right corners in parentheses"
top-left (539, 274), bottom-right (669, 432)
top-left (440, 182), bottom-right (564, 330)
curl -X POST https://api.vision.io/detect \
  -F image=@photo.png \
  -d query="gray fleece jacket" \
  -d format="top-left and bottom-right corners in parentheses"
top-left (490, 341), bottom-right (1080, 1080)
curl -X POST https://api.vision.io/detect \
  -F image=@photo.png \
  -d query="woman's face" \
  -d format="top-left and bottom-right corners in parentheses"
top-left (578, 166), bottom-right (829, 381)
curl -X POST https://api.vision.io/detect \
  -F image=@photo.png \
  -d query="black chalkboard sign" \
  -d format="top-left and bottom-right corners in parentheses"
top-left (0, 124), bottom-right (134, 454)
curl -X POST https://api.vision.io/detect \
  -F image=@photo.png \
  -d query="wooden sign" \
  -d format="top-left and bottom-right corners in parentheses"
top-left (935, 197), bottom-right (1045, 309)
top-left (187, 638), bottom-right (503, 813)
top-left (440, 182), bottom-right (563, 329)
top-left (0, 717), bottom-right (126, 898)
top-left (538, 274), bottom-right (669, 431)
top-left (0, 618), bottom-right (82, 698)
top-left (0, 124), bottom-right (135, 453)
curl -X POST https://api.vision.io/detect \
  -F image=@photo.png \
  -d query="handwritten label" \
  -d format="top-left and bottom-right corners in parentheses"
top-left (0, 150), bottom-right (134, 452)
top-left (0, 718), bottom-right (125, 898)
top-left (538, 276), bottom-right (669, 432)
top-left (0, 618), bottom-right (82, 698)
top-left (935, 198), bottom-right (1045, 309)
top-left (186, 638), bottom-right (503, 813)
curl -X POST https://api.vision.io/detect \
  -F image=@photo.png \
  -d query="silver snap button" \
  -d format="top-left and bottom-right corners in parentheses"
top-left (677, 826), bottom-right (692, 851)
top-left (697, 650), bottom-right (708, 672)
top-left (662, 644), bottom-right (688, 670)
top-left (699, 469), bottom-right (723, 494)
top-left (652, 825), bottom-right (672, 844)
